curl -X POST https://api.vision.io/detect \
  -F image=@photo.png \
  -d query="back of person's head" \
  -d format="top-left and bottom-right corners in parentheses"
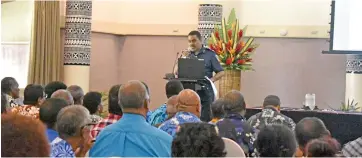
top-left (165, 80), bottom-right (184, 98)
top-left (295, 117), bottom-right (330, 148)
top-left (211, 99), bottom-right (225, 119)
top-left (223, 90), bottom-right (246, 114)
top-left (45, 81), bottom-right (67, 98)
top-left (39, 98), bottom-right (69, 129)
top-left (1, 77), bottom-right (19, 98)
top-left (305, 137), bottom-right (341, 157)
top-left (172, 122), bottom-right (226, 157)
top-left (56, 105), bottom-right (91, 139)
top-left (67, 85), bottom-right (84, 105)
top-left (23, 84), bottom-right (45, 106)
top-left (177, 89), bottom-right (201, 117)
top-left (83, 91), bottom-right (102, 115)
top-left (1, 114), bottom-right (50, 157)
top-left (263, 95), bottom-right (281, 108)
top-left (255, 124), bottom-right (297, 157)
top-left (118, 80), bottom-right (149, 113)
top-left (1, 93), bottom-right (8, 113)
top-left (141, 81), bottom-right (150, 96)
top-left (108, 84), bottom-right (122, 115)
top-left (51, 89), bottom-right (74, 105)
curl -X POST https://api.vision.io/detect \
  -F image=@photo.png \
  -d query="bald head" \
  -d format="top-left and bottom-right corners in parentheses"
top-left (51, 89), bottom-right (74, 105)
top-left (166, 95), bottom-right (178, 117)
top-left (177, 89), bottom-right (201, 116)
top-left (118, 80), bottom-right (149, 109)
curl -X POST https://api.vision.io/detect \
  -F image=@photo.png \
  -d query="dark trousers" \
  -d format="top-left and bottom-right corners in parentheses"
top-left (197, 83), bottom-right (214, 122)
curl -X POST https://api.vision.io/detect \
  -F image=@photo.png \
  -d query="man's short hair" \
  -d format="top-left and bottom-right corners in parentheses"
top-left (23, 84), bottom-right (44, 105)
top-left (83, 91), bottom-right (102, 114)
top-left (188, 30), bottom-right (202, 41)
top-left (223, 90), bottom-right (246, 113)
top-left (108, 84), bottom-right (122, 115)
top-left (56, 105), bottom-right (91, 139)
top-left (211, 99), bottom-right (225, 118)
top-left (118, 80), bottom-right (148, 109)
top-left (141, 81), bottom-right (150, 96)
top-left (172, 122), bottom-right (226, 157)
top-left (295, 117), bottom-right (330, 148)
top-left (1, 77), bottom-right (18, 94)
top-left (67, 85), bottom-right (84, 105)
top-left (45, 81), bottom-right (67, 98)
top-left (165, 80), bottom-right (184, 98)
top-left (263, 95), bottom-right (281, 107)
top-left (255, 124), bottom-right (297, 157)
top-left (39, 98), bottom-right (69, 128)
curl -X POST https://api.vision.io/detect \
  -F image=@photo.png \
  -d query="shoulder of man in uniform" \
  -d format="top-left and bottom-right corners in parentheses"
top-left (203, 46), bottom-right (216, 53)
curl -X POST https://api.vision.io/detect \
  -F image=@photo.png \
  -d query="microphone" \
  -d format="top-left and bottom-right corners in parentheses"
top-left (165, 52), bottom-right (181, 79)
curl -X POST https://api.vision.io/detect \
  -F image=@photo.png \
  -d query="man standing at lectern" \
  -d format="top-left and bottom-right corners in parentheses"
top-left (176, 30), bottom-right (225, 121)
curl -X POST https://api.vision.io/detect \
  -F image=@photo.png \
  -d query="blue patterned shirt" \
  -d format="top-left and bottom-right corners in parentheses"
top-left (159, 111), bottom-right (201, 137)
top-left (50, 137), bottom-right (75, 157)
top-left (216, 113), bottom-right (256, 157)
top-left (148, 104), bottom-right (168, 126)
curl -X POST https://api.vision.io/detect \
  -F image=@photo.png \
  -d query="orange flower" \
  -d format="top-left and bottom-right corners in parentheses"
top-left (237, 59), bottom-right (246, 65)
top-left (247, 47), bottom-right (254, 52)
top-left (227, 30), bottom-right (233, 40)
top-left (226, 58), bottom-right (233, 65)
top-left (215, 31), bottom-right (220, 41)
top-left (238, 30), bottom-right (243, 41)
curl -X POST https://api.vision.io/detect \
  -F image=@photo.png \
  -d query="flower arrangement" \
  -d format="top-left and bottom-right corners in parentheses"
top-left (208, 9), bottom-right (259, 71)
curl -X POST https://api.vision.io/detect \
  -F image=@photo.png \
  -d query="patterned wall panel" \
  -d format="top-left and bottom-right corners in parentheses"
top-left (64, 1), bottom-right (92, 66)
top-left (198, 4), bottom-right (222, 45)
top-left (346, 55), bottom-right (362, 73)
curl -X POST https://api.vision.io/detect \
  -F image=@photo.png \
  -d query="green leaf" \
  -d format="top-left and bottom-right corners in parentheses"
top-left (227, 8), bottom-right (237, 26)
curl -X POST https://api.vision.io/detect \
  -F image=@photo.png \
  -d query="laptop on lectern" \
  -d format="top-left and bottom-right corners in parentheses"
top-left (178, 58), bottom-right (205, 79)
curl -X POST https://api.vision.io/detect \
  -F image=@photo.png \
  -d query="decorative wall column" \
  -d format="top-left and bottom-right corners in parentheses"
top-left (198, 4), bottom-right (223, 45)
top-left (345, 55), bottom-right (362, 111)
top-left (64, 1), bottom-right (92, 92)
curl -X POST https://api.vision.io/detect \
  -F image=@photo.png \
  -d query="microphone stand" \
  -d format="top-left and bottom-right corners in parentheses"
top-left (165, 52), bottom-right (181, 79)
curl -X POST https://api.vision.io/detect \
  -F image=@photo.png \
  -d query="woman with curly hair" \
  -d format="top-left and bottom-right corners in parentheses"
top-left (172, 122), bottom-right (226, 157)
top-left (1, 113), bottom-right (50, 157)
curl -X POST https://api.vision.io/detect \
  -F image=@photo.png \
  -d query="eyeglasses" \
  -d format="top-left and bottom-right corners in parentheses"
top-left (43, 94), bottom-right (48, 98)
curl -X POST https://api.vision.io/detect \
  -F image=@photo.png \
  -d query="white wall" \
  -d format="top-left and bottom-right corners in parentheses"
top-left (1, 1), bottom-right (33, 42)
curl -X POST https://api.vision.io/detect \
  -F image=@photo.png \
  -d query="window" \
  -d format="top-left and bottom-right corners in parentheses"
top-left (0, 42), bottom-right (30, 88)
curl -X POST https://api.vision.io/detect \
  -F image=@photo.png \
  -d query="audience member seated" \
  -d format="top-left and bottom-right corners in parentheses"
top-left (305, 137), bottom-right (341, 157)
top-left (172, 122), bottom-right (226, 157)
top-left (155, 95), bottom-right (178, 127)
top-left (255, 124), bottom-right (297, 157)
top-left (90, 80), bottom-right (172, 157)
top-left (39, 98), bottom-right (69, 142)
top-left (67, 85), bottom-right (84, 105)
top-left (1, 77), bottom-right (21, 107)
top-left (295, 117), bottom-right (331, 157)
top-left (209, 98), bottom-right (225, 124)
top-left (45, 81), bottom-right (67, 99)
top-left (247, 95), bottom-right (295, 133)
top-left (159, 89), bottom-right (202, 137)
top-left (51, 105), bottom-right (93, 157)
top-left (83, 91), bottom-right (103, 124)
top-left (148, 80), bottom-right (184, 126)
top-left (11, 84), bottom-right (46, 119)
top-left (342, 136), bottom-right (362, 157)
top-left (91, 84), bottom-right (123, 139)
top-left (216, 90), bottom-right (255, 156)
top-left (1, 114), bottom-right (50, 157)
top-left (2, 93), bottom-right (8, 114)
top-left (51, 89), bottom-right (74, 105)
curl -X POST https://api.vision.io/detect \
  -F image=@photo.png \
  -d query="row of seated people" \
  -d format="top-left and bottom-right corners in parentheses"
top-left (1, 77), bottom-right (362, 157)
